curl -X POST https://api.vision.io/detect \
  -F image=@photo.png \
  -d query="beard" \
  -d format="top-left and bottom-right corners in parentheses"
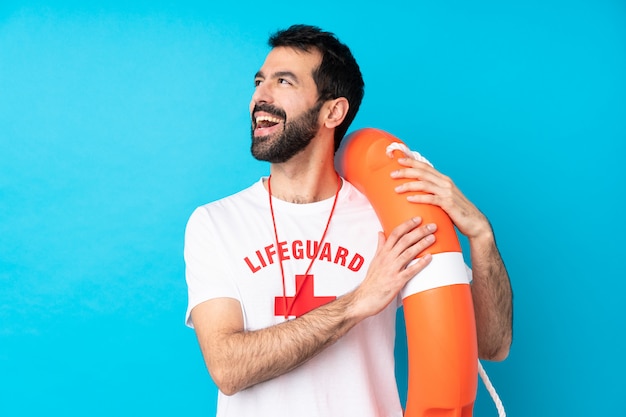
top-left (250, 101), bottom-right (323, 163)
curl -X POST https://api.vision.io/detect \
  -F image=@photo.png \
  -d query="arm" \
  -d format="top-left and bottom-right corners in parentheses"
top-left (392, 158), bottom-right (513, 361)
top-left (465, 223), bottom-right (512, 361)
top-left (191, 217), bottom-right (436, 395)
top-left (192, 294), bottom-right (357, 396)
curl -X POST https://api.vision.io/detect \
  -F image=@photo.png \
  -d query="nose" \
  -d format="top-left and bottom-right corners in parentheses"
top-left (251, 80), bottom-right (273, 108)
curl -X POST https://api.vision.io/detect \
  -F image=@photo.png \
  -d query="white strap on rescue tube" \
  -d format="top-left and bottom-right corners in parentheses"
top-left (401, 252), bottom-right (470, 299)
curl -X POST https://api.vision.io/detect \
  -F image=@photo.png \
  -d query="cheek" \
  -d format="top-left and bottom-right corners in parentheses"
top-left (285, 98), bottom-right (317, 120)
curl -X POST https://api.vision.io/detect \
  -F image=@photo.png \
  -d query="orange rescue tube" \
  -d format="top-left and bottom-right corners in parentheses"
top-left (337, 128), bottom-right (478, 417)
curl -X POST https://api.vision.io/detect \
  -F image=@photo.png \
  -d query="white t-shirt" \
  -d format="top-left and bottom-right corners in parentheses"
top-left (185, 178), bottom-right (404, 417)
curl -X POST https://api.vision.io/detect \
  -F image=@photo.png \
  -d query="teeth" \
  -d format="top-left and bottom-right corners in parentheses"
top-left (256, 115), bottom-right (281, 124)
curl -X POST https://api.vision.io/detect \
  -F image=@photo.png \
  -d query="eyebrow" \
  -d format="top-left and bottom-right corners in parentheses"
top-left (254, 70), bottom-right (299, 83)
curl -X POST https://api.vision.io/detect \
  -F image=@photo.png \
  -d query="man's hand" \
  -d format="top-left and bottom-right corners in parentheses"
top-left (350, 216), bottom-right (435, 320)
top-left (390, 157), bottom-right (491, 241)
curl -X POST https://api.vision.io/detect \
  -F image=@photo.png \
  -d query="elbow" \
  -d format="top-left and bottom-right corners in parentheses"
top-left (478, 334), bottom-right (512, 362)
top-left (217, 384), bottom-right (240, 397)
top-left (209, 367), bottom-right (243, 396)
top-left (481, 346), bottom-right (509, 362)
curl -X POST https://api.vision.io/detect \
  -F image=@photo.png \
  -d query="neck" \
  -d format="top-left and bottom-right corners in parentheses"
top-left (265, 162), bottom-right (339, 204)
top-left (264, 127), bottom-right (340, 203)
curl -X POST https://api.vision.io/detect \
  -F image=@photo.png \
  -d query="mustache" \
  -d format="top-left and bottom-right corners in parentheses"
top-left (252, 103), bottom-right (287, 120)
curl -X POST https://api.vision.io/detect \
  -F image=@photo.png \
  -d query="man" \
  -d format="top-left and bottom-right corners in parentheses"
top-left (185, 24), bottom-right (512, 416)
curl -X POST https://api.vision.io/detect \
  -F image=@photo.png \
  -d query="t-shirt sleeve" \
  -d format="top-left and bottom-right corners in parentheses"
top-left (184, 206), bottom-right (239, 328)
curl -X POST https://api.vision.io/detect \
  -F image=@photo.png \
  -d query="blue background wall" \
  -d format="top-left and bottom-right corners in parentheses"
top-left (1, 1), bottom-right (624, 415)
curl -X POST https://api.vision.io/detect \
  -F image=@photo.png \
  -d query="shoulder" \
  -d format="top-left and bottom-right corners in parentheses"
top-left (338, 178), bottom-right (376, 212)
top-left (190, 179), bottom-right (266, 219)
top-left (185, 179), bottom-right (266, 239)
top-left (333, 179), bottom-right (381, 231)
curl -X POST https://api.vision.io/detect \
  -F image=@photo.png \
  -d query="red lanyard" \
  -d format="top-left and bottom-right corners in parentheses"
top-left (267, 174), bottom-right (341, 319)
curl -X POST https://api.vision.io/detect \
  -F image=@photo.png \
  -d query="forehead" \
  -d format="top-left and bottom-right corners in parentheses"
top-left (257, 46), bottom-right (322, 80)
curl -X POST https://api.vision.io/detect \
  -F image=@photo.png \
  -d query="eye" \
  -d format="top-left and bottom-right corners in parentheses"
top-left (278, 78), bottom-right (292, 85)
top-left (254, 78), bottom-right (263, 87)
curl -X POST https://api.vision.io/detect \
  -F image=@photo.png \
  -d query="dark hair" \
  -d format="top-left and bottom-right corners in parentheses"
top-left (268, 24), bottom-right (365, 151)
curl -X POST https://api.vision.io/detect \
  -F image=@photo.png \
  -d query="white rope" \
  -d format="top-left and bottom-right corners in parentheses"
top-left (478, 360), bottom-right (506, 417)
top-left (385, 142), bottom-right (433, 167)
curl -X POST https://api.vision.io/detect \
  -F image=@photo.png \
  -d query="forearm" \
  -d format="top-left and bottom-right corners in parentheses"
top-left (206, 294), bottom-right (360, 395)
top-left (469, 226), bottom-right (513, 361)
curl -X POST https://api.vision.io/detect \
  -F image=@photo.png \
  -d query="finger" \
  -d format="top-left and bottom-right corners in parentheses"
top-left (406, 222), bottom-right (437, 243)
top-left (396, 157), bottom-right (433, 170)
top-left (404, 253), bottom-right (433, 278)
top-left (400, 228), bottom-right (436, 263)
top-left (395, 176), bottom-right (458, 206)
top-left (392, 157), bottom-right (438, 176)
top-left (392, 159), bottom-right (452, 188)
top-left (394, 179), bottom-right (438, 195)
top-left (392, 223), bottom-right (437, 264)
top-left (374, 231), bottom-right (386, 253)
top-left (385, 216), bottom-right (423, 248)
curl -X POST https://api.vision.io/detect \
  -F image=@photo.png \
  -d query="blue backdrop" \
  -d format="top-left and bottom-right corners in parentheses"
top-left (1, 1), bottom-right (624, 416)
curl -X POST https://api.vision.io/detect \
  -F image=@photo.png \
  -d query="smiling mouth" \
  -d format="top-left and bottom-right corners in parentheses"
top-left (256, 115), bottom-right (281, 127)
top-left (254, 114), bottom-right (283, 135)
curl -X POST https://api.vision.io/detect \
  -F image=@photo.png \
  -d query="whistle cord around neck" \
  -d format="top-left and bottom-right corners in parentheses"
top-left (267, 174), bottom-right (341, 319)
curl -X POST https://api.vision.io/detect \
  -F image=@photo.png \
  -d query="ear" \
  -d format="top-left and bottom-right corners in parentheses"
top-left (322, 97), bottom-right (349, 129)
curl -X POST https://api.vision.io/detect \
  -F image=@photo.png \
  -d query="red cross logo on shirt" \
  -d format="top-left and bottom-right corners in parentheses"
top-left (274, 274), bottom-right (336, 318)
